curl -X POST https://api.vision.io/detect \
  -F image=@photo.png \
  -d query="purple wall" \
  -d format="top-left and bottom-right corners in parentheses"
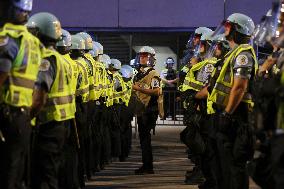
top-left (119, 0), bottom-right (224, 28)
top-left (225, 0), bottom-right (273, 23)
top-left (32, 0), bottom-right (118, 28)
top-left (32, 0), bottom-right (272, 29)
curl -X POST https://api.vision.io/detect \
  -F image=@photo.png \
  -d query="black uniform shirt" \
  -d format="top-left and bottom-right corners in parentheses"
top-left (34, 56), bottom-right (57, 93)
top-left (0, 36), bottom-right (19, 73)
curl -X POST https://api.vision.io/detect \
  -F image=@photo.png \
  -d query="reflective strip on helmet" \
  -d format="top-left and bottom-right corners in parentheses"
top-left (215, 83), bottom-right (252, 100)
top-left (46, 95), bottom-right (74, 106)
top-left (10, 76), bottom-right (35, 89)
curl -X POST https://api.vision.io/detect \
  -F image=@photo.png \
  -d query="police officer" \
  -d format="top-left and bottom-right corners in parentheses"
top-left (160, 57), bottom-right (178, 120)
top-left (69, 34), bottom-right (90, 184)
top-left (75, 32), bottom-right (99, 176)
top-left (186, 33), bottom-right (230, 188)
top-left (56, 29), bottom-right (81, 189)
top-left (98, 54), bottom-right (113, 167)
top-left (179, 27), bottom-right (213, 87)
top-left (181, 30), bottom-right (216, 186)
top-left (109, 59), bottom-right (126, 160)
top-left (27, 12), bottom-right (75, 189)
top-left (0, 1), bottom-right (42, 188)
top-left (119, 64), bottom-right (134, 161)
top-left (207, 13), bottom-right (257, 189)
top-left (248, 3), bottom-right (284, 189)
top-left (132, 46), bottom-right (163, 174)
top-left (179, 29), bottom-right (213, 185)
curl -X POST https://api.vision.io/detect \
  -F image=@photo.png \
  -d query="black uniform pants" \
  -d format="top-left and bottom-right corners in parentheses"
top-left (93, 102), bottom-right (103, 169)
top-left (0, 106), bottom-right (31, 189)
top-left (215, 113), bottom-right (252, 189)
top-left (58, 120), bottom-right (79, 189)
top-left (268, 134), bottom-right (284, 189)
top-left (101, 105), bottom-right (112, 164)
top-left (137, 110), bottom-right (158, 169)
top-left (75, 102), bottom-right (88, 187)
top-left (163, 88), bottom-right (176, 119)
top-left (32, 120), bottom-right (69, 189)
top-left (110, 104), bottom-right (121, 158)
top-left (199, 115), bottom-right (218, 188)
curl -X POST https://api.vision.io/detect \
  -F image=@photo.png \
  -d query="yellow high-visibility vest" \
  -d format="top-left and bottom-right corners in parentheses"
top-left (182, 58), bottom-right (217, 92)
top-left (207, 44), bottom-right (258, 114)
top-left (75, 57), bottom-right (90, 103)
top-left (83, 53), bottom-right (96, 101)
top-left (0, 23), bottom-right (41, 107)
top-left (103, 70), bottom-right (114, 107)
top-left (113, 72), bottom-right (127, 104)
top-left (38, 48), bottom-right (75, 123)
top-left (124, 79), bottom-right (133, 106)
top-left (62, 54), bottom-right (79, 94)
top-left (93, 59), bottom-right (108, 100)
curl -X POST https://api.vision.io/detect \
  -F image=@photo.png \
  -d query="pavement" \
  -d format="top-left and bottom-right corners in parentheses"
top-left (86, 126), bottom-right (261, 189)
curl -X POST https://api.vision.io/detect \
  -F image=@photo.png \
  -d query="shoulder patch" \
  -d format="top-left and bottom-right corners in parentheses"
top-left (152, 78), bottom-right (160, 88)
top-left (205, 64), bottom-right (214, 73)
top-left (39, 59), bottom-right (50, 71)
top-left (0, 36), bottom-right (9, 46)
top-left (236, 54), bottom-right (248, 66)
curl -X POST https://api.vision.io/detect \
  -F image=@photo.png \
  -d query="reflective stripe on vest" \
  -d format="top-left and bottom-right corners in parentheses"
top-left (83, 54), bottom-right (96, 101)
top-left (183, 80), bottom-right (203, 91)
top-left (0, 23), bottom-right (41, 107)
top-left (182, 58), bottom-right (217, 92)
top-left (113, 72), bottom-right (127, 104)
top-left (62, 54), bottom-right (79, 94)
top-left (93, 60), bottom-right (107, 100)
top-left (10, 76), bottom-right (35, 89)
top-left (39, 48), bottom-right (76, 123)
top-left (46, 95), bottom-right (74, 106)
top-left (105, 75), bottom-right (114, 107)
top-left (207, 44), bottom-right (257, 114)
top-left (124, 80), bottom-right (133, 106)
top-left (75, 58), bottom-right (90, 103)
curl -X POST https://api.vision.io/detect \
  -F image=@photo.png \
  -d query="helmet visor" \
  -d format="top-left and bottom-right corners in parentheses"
top-left (186, 33), bottom-right (201, 49)
top-left (254, 2), bottom-right (282, 46)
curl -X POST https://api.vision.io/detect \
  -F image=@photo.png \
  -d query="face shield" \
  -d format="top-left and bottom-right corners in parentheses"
top-left (253, 2), bottom-right (282, 47)
top-left (186, 33), bottom-right (202, 49)
top-left (271, 3), bottom-right (284, 47)
top-left (135, 52), bottom-right (156, 67)
top-left (204, 34), bottom-right (229, 59)
top-left (193, 39), bottom-right (212, 60)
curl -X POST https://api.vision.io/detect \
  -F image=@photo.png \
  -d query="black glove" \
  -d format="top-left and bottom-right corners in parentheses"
top-left (217, 111), bottom-right (232, 133)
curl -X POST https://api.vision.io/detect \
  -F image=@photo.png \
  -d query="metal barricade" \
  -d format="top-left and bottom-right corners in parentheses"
top-left (131, 89), bottom-right (184, 137)
top-left (157, 89), bottom-right (184, 126)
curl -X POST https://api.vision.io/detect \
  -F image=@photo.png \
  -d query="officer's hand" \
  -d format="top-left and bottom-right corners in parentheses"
top-left (217, 111), bottom-right (232, 133)
top-left (132, 84), bottom-right (140, 91)
top-left (195, 87), bottom-right (208, 99)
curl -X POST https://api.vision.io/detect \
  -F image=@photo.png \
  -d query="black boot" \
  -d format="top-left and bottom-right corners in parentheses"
top-left (184, 166), bottom-right (205, 185)
top-left (134, 166), bottom-right (154, 175)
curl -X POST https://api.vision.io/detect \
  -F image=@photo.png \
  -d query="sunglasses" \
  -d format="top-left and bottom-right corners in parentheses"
top-left (223, 20), bottom-right (232, 28)
top-left (139, 53), bottom-right (150, 57)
